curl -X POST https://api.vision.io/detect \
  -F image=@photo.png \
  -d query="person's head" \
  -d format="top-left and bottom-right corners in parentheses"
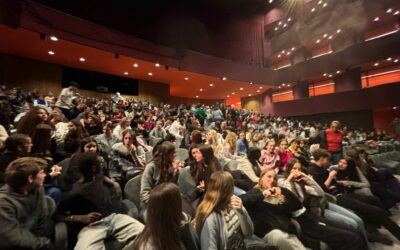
top-left (5, 157), bottom-right (47, 191)
top-left (22, 102), bottom-right (30, 113)
top-left (194, 171), bottom-right (234, 234)
top-left (68, 81), bottom-right (79, 92)
top-left (155, 120), bottom-right (163, 129)
top-left (299, 139), bottom-right (306, 149)
top-left (284, 158), bottom-right (302, 178)
top-left (103, 122), bottom-right (113, 136)
top-left (80, 137), bottom-right (98, 153)
top-left (312, 149), bottom-right (331, 167)
top-left (190, 130), bottom-right (203, 144)
top-left (278, 138), bottom-right (288, 151)
top-left (120, 118), bottom-right (130, 129)
top-left (191, 144), bottom-right (215, 164)
top-left (134, 183), bottom-right (184, 250)
top-left (67, 120), bottom-right (78, 132)
top-left (264, 139), bottom-right (276, 153)
top-left (153, 141), bottom-right (176, 169)
top-left (248, 147), bottom-right (261, 165)
top-left (239, 131), bottom-right (245, 141)
top-left (289, 139), bottom-right (299, 150)
top-left (165, 133), bottom-right (176, 145)
top-left (122, 129), bottom-right (138, 147)
top-left (72, 152), bottom-right (101, 182)
top-left (338, 158), bottom-right (348, 171)
top-left (4, 133), bottom-right (32, 155)
top-left (258, 169), bottom-right (277, 190)
top-left (330, 121), bottom-right (340, 132)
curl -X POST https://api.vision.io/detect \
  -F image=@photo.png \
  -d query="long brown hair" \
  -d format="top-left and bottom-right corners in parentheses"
top-left (193, 171), bottom-right (234, 235)
top-left (132, 183), bottom-right (184, 250)
top-left (152, 141), bottom-right (176, 183)
top-left (189, 144), bottom-right (222, 182)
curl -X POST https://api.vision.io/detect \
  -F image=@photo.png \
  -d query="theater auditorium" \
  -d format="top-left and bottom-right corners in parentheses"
top-left (0, 0), bottom-right (400, 249)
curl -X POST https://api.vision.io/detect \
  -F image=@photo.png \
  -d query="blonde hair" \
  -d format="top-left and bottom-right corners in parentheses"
top-left (193, 171), bottom-right (234, 234)
top-left (224, 131), bottom-right (237, 155)
top-left (257, 169), bottom-right (285, 203)
top-left (207, 130), bottom-right (222, 156)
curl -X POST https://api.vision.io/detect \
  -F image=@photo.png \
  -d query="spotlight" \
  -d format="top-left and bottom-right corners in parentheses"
top-left (50, 36), bottom-right (58, 41)
top-left (373, 17), bottom-right (380, 22)
top-left (148, 72), bottom-right (153, 76)
top-left (232, 92), bottom-right (235, 95)
top-left (250, 82), bottom-right (253, 85)
top-left (200, 89), bottom-right (203, 92)
top-left (283, 23), bottom-right (287, 28)
top-left (323, 33), bottom-right (328, 38)
top-left (155, 63), bottom-right (160, 67)
top-left (387, 57), bottom-right (392, 61)
top-left (278, 54), bottom-right (281, 58)
top-left (318, 0), bottom-right (323, 5)
top-left (394, 59), bottom-right (399, 63)
top-left (124, 72), bottom-right (128, 75)
top-left (79, 57), bottom-right (85, 62)
top-left (209, 83), bottom-right (213, 87)
top-left (288, 17), bottom-right (292, 22)
top-left (374, 62), bottom-right (379, 66)
top-left (328, 74), bottom-right (332, 77)
top-left (336, 29), bottom-right (341, 33)
top-left (316, 39), bottom-right (321, 43)
top-left (275, 27), bottom-right (279, 31)
top-left (387, 8), bottom-right (393, 13)
top-left (248, 94), bottom-right (252, 96)
top-left (184, 77), bottom-right (189, 80)
top-left (259, 86), bottom-right (263, 89)
top-left (227, 95), bottom-right (230, 97)
top-left (291, 47), bottom-right (295, 51)
top-left (336, 70), bottom-right (341, 74)
top-left (222, 77), bottom-right (227, 81)
top-left (328, 35), bottom-right (333, 39)
top-left (287, 84), bottom-right (291, 87)
top-left (48, 50), bottom-right (55, 55)
top-left (133, 63), bottom-right (139, 67)
top-left (394, 11), bottom-right (400, 15)
top-left (257, 90), bottom-right (261, 93)
top-left (240, 88), bottom-right (244, 91)
top-left (196, 96), bottom-right (199, 98)
top-left (278, 21), bottom-right (282, 25)
top-left (323, 73), bottom-right (327, 76)
top-left (311, 8), bottom-right (316, 12)
top-left (323, 3), bottom-right (327, 7)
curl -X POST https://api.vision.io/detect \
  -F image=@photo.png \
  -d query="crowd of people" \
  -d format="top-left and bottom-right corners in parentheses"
top-left (0, 82), bottom-right (399, 250)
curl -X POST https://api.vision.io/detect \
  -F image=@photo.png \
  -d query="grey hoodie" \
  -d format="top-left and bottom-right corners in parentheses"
top-left (0, 185), bottom-right (52, 249)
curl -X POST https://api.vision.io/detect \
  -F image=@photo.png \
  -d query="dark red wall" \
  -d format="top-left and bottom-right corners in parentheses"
top-left (261, 83), bottom-right (400, 117)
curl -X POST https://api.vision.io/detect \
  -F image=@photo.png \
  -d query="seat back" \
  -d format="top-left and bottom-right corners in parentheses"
top-left (176, 148), bottom-right (189, 162)
top-left (145, 151), bottom-right (153, 164)
top-left (124, 175), bottom-right (142, 209)
top-left (225, 160), bottom-right (239, 171)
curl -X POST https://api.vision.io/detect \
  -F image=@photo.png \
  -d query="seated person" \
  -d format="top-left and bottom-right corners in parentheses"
top-left (237, 147), bottom-right (262, 184)
top-left (56, 152), bottom-right (144, 249)
top-left (0, 157), bottom-right (54, 250)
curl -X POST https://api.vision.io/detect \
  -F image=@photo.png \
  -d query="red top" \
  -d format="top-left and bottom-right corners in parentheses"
top-left (325, 129), bottom-right (343, 152)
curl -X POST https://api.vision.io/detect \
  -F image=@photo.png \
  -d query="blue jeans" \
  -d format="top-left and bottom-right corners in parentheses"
top-left (324, 202), bottom-right (370, 249)
top-left (45, 187), bottom-right (61, 206)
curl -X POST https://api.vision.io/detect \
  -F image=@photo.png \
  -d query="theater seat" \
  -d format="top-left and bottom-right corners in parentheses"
top-left (176, 148), bottom-right (189, 162)
top-left (124, 175), bottom-right (142, 216)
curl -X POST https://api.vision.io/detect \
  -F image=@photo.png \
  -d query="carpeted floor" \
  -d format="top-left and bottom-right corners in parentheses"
top-left (371, 205), bottom-right (400, 250)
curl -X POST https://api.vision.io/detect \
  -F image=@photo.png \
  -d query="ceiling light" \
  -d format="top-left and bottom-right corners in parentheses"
top-left (200, 88), bottom-right (203, 92)
top-left (286, 52), bottom-right (291, 55)
top-left (196, 96), bottom-right (199, 98)
top-left (316, 39), bottom-right (321, 43)
top-left (291, 47), bottom-right (295, 51)
top-left (148, 72), bottom-right (153, 76)
top-left (283, 23), bottom-right (287, 28)
top-left (282, 83), bottom-right (286, 86)
top-left (240, 88), bottom-right (244, 91)
top-left (394, 10), bottom-right (400, 15)
top-left (278, 21), bottom-right (282, 25)
top-left (387, 57), bottom-right (392, 61)
top-left (133, 63), bottom-right (139, 67)
top-left (48, 51), bottom-right (55, 55)
top-left (50, 36), bottom-right (58, 41)
top-left (259, 86), bottom-right (263, 89)
top-left (257, 90), bottom-right (261, 93)
top-left (227, 95), bottom-right (230, 98)
top-left (232, 92), bottom-right (235, 95)
top-left (386, 8), bottom-right (392, 13)
top-left (374, 62), bottom-right (379, 66)
top-left (184, 77), bottom-right (189, 80)
top-left (323, 73), bottom-right (327, 76)
top-left (323, 33), bottom-right (328, 38)
top-left (287, 84), bottom-right (291, 87)
top-left (318, 0), bottom-right (323, 5)
top-left (248, 94), bottom-right (252, 96)
top-left (311, 7), bottom-right (316, 12)
top-left (222, 77), bottom-right (227, 81)
top-left (328, 74), bottom-right (333, 77)
top-left (124, 72), bottom-right (128, 75)
top-left (278, 86), bottom-right (281, 89)
top-left (336, 70), bottom-right (341, 74)
top-left (336, 29), bottom-right (341, 33)
top-left (155, 63), bottom-right (160, 67)
top-left (328, 35), bottom-right (333, 39)
top-left (373, 17), bottom-right (380, 22)
top-left (274, 27), bottom-right (279, 31)
top-left (394, 59), bottom-right (399, 63)
top-left (250, 82), bottom-right (253, 85)
top-left (277, 54), bottom-right (281, 58)
top-left (323, 3), bottom-right (327, 7)
top-left (209, 83), bottom-right (213, 87)
top-left (79, 57), bottom-right (85, 62)
top-left (287, 17), bottom-right (292, 22)
top-left (269, 0), bottom-right (273, 3)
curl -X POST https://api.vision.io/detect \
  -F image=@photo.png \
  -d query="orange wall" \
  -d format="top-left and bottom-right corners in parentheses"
top-left (226, 97), bottom-right (241, 109)
top-left (361, 65), bottom-right (400, 88)
top-left (309, 81), bottom-right (335, 96)
top-left (272, 90), bottom-right (294, 103)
